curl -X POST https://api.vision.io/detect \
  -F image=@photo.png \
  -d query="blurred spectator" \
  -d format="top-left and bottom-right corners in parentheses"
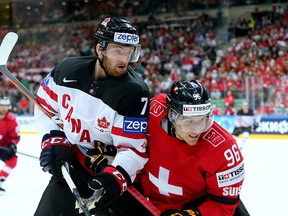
top-left (224, 90), bottom-right (235, 107)
top-left (223, 102), bottom-right (235, 116)
top-left (212, 104), bottom-right (221, 115)
top-left (18, 96), bottom-right (30, 114)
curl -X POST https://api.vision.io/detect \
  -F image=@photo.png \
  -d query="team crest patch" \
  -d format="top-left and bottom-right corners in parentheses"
top-left (97, 116), bottom-right (110, 129)
top-left (150, 100), bottom-right (165, 117)
top-left (203, 128), bottom-right (225, 147)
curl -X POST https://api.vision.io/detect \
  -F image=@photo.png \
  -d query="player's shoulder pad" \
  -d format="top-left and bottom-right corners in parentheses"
top-left (52, 56), bottom-right (96, 84)
top-left (202, 122), bottom-right (235, 148)
top-left (149, 94), bottom-right (167, 117)
top-left (5, 112), bottom-right (17, 121)
top-left (127, 66), bottom-right (149, 91)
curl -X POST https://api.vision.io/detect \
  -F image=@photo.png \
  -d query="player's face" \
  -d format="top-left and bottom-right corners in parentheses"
top-left (242, 105), bottom-right (249, 113)
top-left (174, 115), bottom-right (207, 146)
top-left (101, 43), bottom-right (134, 77)
top-left (0, 105), bottom-right (9, 119)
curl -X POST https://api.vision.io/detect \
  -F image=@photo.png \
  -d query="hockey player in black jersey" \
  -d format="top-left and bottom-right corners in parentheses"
top-left (232, 101), bottom-right (260, 137)
top-left (34, 16), bottom-right (150, 215)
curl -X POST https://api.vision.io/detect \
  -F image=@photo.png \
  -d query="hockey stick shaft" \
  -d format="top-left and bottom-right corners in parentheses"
top-left (61, 163), bottom-right (91, 216)
top-left (127, 186), bottom-right (161, 216)
top-left (0, 32), bottom-right (160, 216)
top-left (0, 146), bottom-right (38, 159)
top-left (17, 151), bottom-right (39, 159)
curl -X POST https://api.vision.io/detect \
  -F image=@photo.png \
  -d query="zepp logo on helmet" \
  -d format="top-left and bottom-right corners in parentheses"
top-left (114, 32), bottom-right (139, 45)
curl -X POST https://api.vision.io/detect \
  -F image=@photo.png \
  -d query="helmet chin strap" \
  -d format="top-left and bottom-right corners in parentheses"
top-left (165, 115), bottom-right (186, 142)
top-left (98, 56), bottom-right (111, 78)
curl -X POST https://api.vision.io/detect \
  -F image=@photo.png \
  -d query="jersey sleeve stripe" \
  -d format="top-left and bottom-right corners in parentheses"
top-left (40, 83), bottom-right (58, 102)
top-left (112, 126), bottom-right (146, 139)
top-left (36, 95), bottom-right (58, 114)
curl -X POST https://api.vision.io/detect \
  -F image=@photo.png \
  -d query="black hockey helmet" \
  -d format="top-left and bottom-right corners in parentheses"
top-left (95, 16), bottom-right (140, 62)
top-left (167, 80), bottom-right (214, 132)
top-left (167, 80), bottom-right (211, 116)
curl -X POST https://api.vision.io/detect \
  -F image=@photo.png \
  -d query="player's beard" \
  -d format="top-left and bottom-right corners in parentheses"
top-left (103, 57), bottom-right (128, 78)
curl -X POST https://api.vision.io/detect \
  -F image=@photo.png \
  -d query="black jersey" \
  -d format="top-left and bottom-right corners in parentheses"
top-left (234, 108), bottom-right (259, 128)
top-left (34, 56), bottom-right (150, 180)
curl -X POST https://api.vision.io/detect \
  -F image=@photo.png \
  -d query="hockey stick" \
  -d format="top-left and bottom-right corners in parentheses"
top-left (0, 146), bottom-right (39, 159)
top-left (0, 32), bottom-right (161, 216)
top-left (127, 186), bottom-right (160, 216)
top-left (61, 163), bottom-right (91, 216)
top-left (17, 151), bottom-right (39, 159)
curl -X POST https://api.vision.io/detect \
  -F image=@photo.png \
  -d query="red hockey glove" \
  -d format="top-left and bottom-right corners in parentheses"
top-left (40, 130), bottom-right (75, 177)
top-left (161, 209), bottom-right (201, 216)
top-left (87, 165), bottom-right (131, 209)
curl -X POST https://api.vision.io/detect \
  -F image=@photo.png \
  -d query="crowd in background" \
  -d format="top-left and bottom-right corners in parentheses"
top-left (0, 2), bottom-right (287, 116)
top-left (6, 0), bottom-right (286, 27)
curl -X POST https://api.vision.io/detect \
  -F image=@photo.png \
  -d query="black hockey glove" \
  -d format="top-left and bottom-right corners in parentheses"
top-left (161, 209), bottom-right (201, 216)
top-left (40, 130), bottom-right (75, 177)
top-left (84, 144), bottom-right (117, 174)
top-left (87, 165), bottom-right (131, 210)
top-left (0, 143), bottom-right (17, 161)
top-left (85, 148), bottom-right (108, 174)
top-left (8, 142), bottom-right (17, 155)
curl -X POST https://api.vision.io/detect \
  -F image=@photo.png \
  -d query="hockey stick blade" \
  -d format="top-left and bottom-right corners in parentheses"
top-left (0, 32), bottom-right (18, 65)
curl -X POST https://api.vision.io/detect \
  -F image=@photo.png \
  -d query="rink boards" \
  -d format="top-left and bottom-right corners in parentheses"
top-left (17, 115), bottom-right (288, 140)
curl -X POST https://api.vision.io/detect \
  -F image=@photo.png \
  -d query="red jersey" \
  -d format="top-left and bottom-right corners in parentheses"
top-left (141, 94), bottom-right (244, 215)
top-left (0, 112), bottom-right (20, 147)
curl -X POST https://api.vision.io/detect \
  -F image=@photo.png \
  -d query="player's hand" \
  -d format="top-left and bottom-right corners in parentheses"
top-left (0, 143), bottom-right (17, 161)
top-left (84, 144), bottom-right (117, 174)
top-left (40, 130), bottom-right (75, 177)
top-left (7, 142), bottom-right (17, 158)
top-left (7, 142), bottom-right (17, 155)
top-left (161, 209), bottom-right (201, 216)
top-left (87, 165), bottom-right (131, 210)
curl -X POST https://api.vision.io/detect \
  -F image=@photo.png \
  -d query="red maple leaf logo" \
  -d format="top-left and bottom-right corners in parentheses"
top-left (97, 117), bottom-right (110, 129)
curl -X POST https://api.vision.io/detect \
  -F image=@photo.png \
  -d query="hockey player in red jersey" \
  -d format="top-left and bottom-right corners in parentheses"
top-left (109, 80), bottom-right (249, 216)
top-left (0, 97), bottom-right (20, 195)
top-left (33, 16), bottom-right (149, 215)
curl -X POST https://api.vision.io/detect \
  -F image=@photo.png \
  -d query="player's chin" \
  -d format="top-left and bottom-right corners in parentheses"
top-left (113, 68), bottom-right (128, 77)
top-left (185, 136), bottom-right (200, 146)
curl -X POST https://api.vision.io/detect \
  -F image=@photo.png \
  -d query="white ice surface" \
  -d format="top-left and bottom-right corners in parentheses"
top-left (0, 134), bottom-right (50, 216)
top-left (0, 134), bottom-right (287, 216)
